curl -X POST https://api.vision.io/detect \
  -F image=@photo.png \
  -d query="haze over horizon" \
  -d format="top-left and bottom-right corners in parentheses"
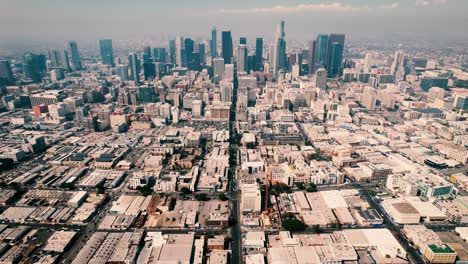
top-left (1, 0), bottom-right (467, 44)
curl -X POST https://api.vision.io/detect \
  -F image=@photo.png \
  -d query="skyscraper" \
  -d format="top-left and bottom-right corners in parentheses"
top-left (362, 86), bottom-right (377, 110)
top-left (169, 39), bottom-right (176, 65)
top-left (213, 57), bottom-right (225, 80)
top-left (237, 44), bottom-right (248, 73)
top-left (391, 50), bottom-right (405, 76)
top-left (211, 27), bottom-right (217, 59)
top-left (128, 53), bottom-right (140, 83)
top-left (198, 43), bottom-right (206, 65)
top-left (308, 40), bottom-right (316, 74)
top-left (175, 37), bottom-right (186, 67)
top-left (99, 39), bottom-right (115, 66)
top-left (68, 41), bottom-right (82, 71)
top-left (255, 38), bottom-right (263, 71)
top-left (314, 34), bottom-right (329, 70)
top-left (326, 34), bottom-right (345, 77)
top-left (184, 38), bottom-right (194, 68)
top-left (221, 31), bottom-right (233, 64)
top-left (240, 37), bottom-right (247, 45)
top-left (62, 50), bottom-right (71, 71)
top-left (48, 50), bottom-right (62, 68)
top-left (153, 48), bottom-right (166, 63)
top-left (23, 53), bottom-right (47, 83)
top-left (0, 60), bottom-right (14, 85)
top-left (272, 20), bottom-right (287, 77)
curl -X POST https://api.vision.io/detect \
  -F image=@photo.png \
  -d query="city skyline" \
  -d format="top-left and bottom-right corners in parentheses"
top-left (0, 0), bottom-right (467, 44)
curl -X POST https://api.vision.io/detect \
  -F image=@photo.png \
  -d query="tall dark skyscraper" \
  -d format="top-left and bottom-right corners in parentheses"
top-left (68, 41), bottom-right (82, 71)
top-left (221, 31), bottom-right (233, 64)
top-left (308, 40), bottom-right (316, 74)
top-left (198, 43), bottom-right (206, 65)
top-left (326, 34), bottom-right (345, 77)
top-left (314, 34), bottom-right (328, 70)
top-left (0, 60), bottom-right (14, 85)
top-left (272, 20), bottom-right (287, 77)
top-left (240, 37), bottom-right (247, 45)
top-left (310, 33), bottom-right (345, 77)
top-left (184, 38), bottom-right (194, 68)
top-left (23, 53), bottom-right (47, 83)
top-left (153, 48), bottom-right (166, 63)
top-left (62, 50), bottom-right (71, 71)
top-left (255, 37), bottom-right (263, 71)
top-left (211, 27), bottom-right (217, 59)
top-left (128, 53), bottom-right (141, 83)
top-left (99, 39), bottom-right (115, 67)
top-left (143, 46), bottom-right (151, 56)
top-left (143, 62), bottom-right (156, 80)
top-left (169, 39), bottom-right (176, 65)
top-left (48, 50), bottom-right (62, 68)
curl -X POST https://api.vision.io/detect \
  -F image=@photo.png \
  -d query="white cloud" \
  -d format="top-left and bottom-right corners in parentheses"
top-left (381, 2), bottom-right (400, 9)
top-left (415, 0), bottom-right (448, 6)
top-left (220, 2), bottom-right (372, 14)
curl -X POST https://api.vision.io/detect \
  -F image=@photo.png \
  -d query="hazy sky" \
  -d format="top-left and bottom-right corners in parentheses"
top-left (1, 0), bottom-right (467, 43)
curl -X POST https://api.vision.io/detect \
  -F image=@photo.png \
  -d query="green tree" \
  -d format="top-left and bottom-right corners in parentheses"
top-left (295, 182), bottom-right (305, 190)
top-left (306, 182), bottom-right (317, 192)
top-left (195, 193), bottom-right (209, 201)
top-left (180, 187), bottom-right (192, 195)
top-left (218, 193), bottom-right (229, 201)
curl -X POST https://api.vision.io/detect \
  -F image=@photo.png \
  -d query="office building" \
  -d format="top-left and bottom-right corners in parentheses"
top-left (175, 37), bottom-right (186, 67)
top-left (221, 31), bottom-right (233, 64)
top-left (255, 37), bottom-right (263, 71)
top-left (169, 39), bottom-right (176, 65)
top-left (99, 39), bottom-right (115, 66)
top-left (211, 27), bottom-right (217, 59)
top-left (128, 53), bottom-right (140, 83)
top-left (68, 41), bottom-right (82, 71)
top-left (237, 44), bottom-right (248, 73)
top-left (23, 53), bottom-right (46, 83)
top-left (0, 60), bottom-right (14, 85)
top-left (213, 58), bottom-right (225, 80)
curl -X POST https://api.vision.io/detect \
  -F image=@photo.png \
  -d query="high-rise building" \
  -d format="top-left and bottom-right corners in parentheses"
top-left (326, 34), bottom-right (345, 77)
top-left (314, 34), bottom-right (328, 70)
top-left (362, 86), bottom-right (377, 110)
top-left (308, 40), bottom-right (316, 74)
top-left (272, 20), bottom-right (287, 78)
top-left (240, 37), bottom-right (247, 45)
top-left (198, 43), bottom-right (206, 65)
top-left (23, 53), bottom-right (47, 83)
top-left (213, 58), bottom-right (225, 80)
top-left (220, 80), bottom-right (233, 103)
top-left (211, 27), bottom-right (217, 59)
top-left (255, 38), bottom-right (263, 71)
top-left (391, 51), bottom-right (403, 75)
top-left (68, 41), bottom-right (82, 71)
top-left (169, 39), bottom-right (176, 65)
top-left (99, 39), bottom-right (115, 66)
top-left (153, 47), bottom-right (166, 63)
top-left (184, 38), bottom-right (194, 66)
top-left (314, 68), bottom-right (327, 90)
top-left (62, 50), bottom-right (71, 71)
top-left (128, 53), bottom-right (140, 83)
top-left (310, 33), bottom-right (345, 77)
top-left (237, 44), bottom-right (248, 73)
top-left (221, 31), bottom-right (233, 64)
top-left (175, 37), bottom-right (186, 67)
top-left (48, 50), bottom-right (62, 68)
top-left (0, 60), bottom-right (14, 85)
top-left (143, 62), bottom-right (156, 80)
top-left (364, 53), bottom-right (372, 71)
